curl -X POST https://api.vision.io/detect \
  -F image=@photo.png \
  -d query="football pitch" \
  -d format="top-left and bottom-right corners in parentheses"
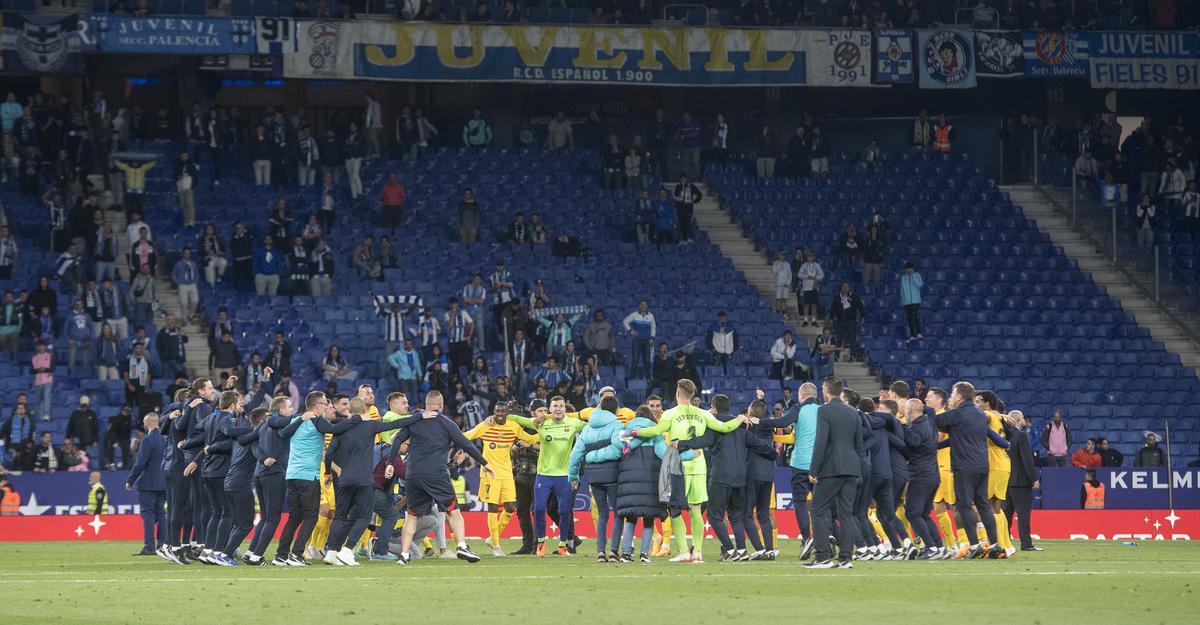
top-left (1, 540), bottom-right (1198, 624)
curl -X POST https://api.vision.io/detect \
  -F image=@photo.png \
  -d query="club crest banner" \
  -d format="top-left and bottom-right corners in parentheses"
top-left (1023, 30), bottom-right (1088, 77)
top-left (918, 29), bottom-right (976, 89)
top-left (873, 28), bottom-right (913, 84)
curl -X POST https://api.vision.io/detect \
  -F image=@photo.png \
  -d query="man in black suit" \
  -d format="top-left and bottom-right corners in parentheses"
top-left (1003, 409), bottom-right (1040, 552)
top-left (126, 412), bottom-right (169, 559)
top-left (804, 376), bottom-right (863, 570)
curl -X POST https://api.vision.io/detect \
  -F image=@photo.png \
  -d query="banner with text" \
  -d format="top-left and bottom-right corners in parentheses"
top-left (89, 14), bottom-right (256, 55)
top-left (873, 28), bottom-right (914, 84)
top-left (1088, 31), bottom-right (1200, 89)
top-left (286, 22), bottom-right (881, 87)
top-left (917, 29), bottom-right (977, 89)
top-left (1024, 30), bottom-right (1088, 77)
top-left (974, 30), bottom-right (1023, 78)
top-left (0, 13), bottom-right (91, 74)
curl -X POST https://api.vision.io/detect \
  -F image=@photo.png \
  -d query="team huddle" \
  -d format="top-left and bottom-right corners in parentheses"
top-left (136, 369), bottom-right (1028, 567)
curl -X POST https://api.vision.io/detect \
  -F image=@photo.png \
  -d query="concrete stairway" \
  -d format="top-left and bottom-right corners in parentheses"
top-left (1004, 184), bottom-right (1200, 376)
top-left (694, 187), bottom-right (883, 393)
top-left (108, 206), bottom-right (211, 379)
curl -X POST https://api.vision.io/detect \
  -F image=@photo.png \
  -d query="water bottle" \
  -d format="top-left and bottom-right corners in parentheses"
top-left (1121, 541), bottom-right (1138, 547)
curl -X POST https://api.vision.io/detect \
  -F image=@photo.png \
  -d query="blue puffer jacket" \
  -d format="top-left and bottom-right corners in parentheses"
top-left (586, 416), bottom-right (691, 520)
top-left (568, 409), bottom-right (623, 484)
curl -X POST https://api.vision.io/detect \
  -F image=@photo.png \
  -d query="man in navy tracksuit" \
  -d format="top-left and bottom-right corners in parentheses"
top-left (841, 389), bottom-right (873, 556)
top-left (321, 397), bottom-right (411, 566)
top-left (390, 391), bottom-right (490, 565)
top-left (248, 395), bottom-right (300, 565)
top-left (880, 399), bottom-right (914, 555)
top-left (901, 398), bottom-right (944, 559)
top-left (742, 401), bottom-right (779, 560)
top-left (677, 394), bottom-right (750, 561)
top-left (182, 389), bottom-right (238, 565)
top-left (159, 390), bottom-right (191, 562)
top-left (181, 379), bottom-right (218, 557)
top-left (223, 402), bottom-right (263, 561)
top-left (855, 398), bottom-right (905, 558)
top-left (126, 411), bottom-right (167, 558)
top-left (934, 382), bottom-right (1000, 559)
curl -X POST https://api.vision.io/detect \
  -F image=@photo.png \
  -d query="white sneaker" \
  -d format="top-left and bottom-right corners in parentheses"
top-left (305, 546), bottom-right (320, 560)
top-left (492, 547), bottom-right (506, 557)
top-left (1004, 546), bottom-right (1017, 558)
top-left (323, 550), bottom-right (344, 566)
top-left (484, 537), bottom-right (494, 548)
top-left (668, 553), bottom-right (693, 563)
top-left (440, 550), bottom-right (456, 559)
top-left (336, 547), bottom-right (359, 566)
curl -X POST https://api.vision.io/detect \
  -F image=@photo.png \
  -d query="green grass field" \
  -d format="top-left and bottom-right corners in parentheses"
top-left (1, 540), bottom-right (1198, 624)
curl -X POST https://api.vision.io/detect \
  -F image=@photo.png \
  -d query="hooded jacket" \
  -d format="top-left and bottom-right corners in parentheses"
top-left (567, 408), bottom-right (623, 484)
top-left (588, 416), bottom-right (690, 520)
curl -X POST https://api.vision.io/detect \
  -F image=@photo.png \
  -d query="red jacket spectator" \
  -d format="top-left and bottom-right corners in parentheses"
top-left (1070, 440), bottom-right (1102, 469)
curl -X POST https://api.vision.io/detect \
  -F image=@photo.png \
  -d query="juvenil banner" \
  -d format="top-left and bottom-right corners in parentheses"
top-left (89, 14), bottom-right (256, 55)
top-left (1088, 31), bottom-right (1200, 89)
top-left (287, 22), bottom-right (880, 87)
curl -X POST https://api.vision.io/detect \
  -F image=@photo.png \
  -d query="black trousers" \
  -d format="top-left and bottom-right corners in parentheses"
top-left (165, 470), bottom-right (191, 547)
top-left (861, 476), bottom-right (904, 548)
top-left (790, 468), bottom-right (812, 541)
top-left (327, 484), bottom-right (374, 552)
top-left (514, 473), bottom-right (536, 550)
top-left (1003, 485), bottom-right (1035, 549)
top-left (232, 258), bottom-right (253, 287)
top-left (904, 477), bottom-right (941, 548)
top-left (202, 476), bottom-right (231, 549)
top-left (904, 304), bottom-right (922, 337)
top-left (952, 469), bottom-right (997, 546)
top-left (448, 340), bottom-right (471, 377)
top-left (811, 475), bottom-right (859, 562)
top-left (743, 479), bottom-right (775, 550)
top-left (277, 479), bottom-right (320, 558)
top-left (707, 482), bottom-right (747, 552)
top-left (675, 203), bottom-right (694, 240)
top-left (224, 488), bottom-right (256, 555)
top-left (188, 471), bottom-right (206, 544)
top-left (249, 473), bottom-right (286, 557)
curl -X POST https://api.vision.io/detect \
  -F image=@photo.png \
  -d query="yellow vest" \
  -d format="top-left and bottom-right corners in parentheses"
top-left (87, 482), bottom-right (107, 515)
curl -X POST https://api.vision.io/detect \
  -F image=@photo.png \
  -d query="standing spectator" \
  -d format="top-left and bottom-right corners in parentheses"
top-left (1159, 161), bottom-right (1186, 216)
top-left (583, 309), bottom-right (615, 365)
top-left (395, 105), bottom-right (419, 164)
top-left (364, 91), bottom-right (383, 159)
top-left (756, 123), bottom-right (777, 177)
top-left (95, 323), bottom-right (120, 381)
top-left (633, 189), bottom-right (654, 244)
top-left (461, 274), bottom-right (488, 352)
top-left (912, 110), bottom-right (931, 150)
top-left (173, 152), bottom-right (198, 227)
top-left (94, 222), bottom-right (118, 284)
top-left (1133, 431), bottom-right (1166, 467)
top-left (205, 108), bottom-right (225, 188)
top-left (208, 331), bottom-right (241, 382)
top-left (155, 314), bottom-right (188, 380)
top-left (705, 310), bottom-right (738, 375)
top-left (506, 213), bottom-right (528, 245)
top-left (648, 342), bottom-right (673, 399)
top-left (344, 122), bottom-right (366, 201)
top-left (66, 396), bottom-right (99, 453)
top-left (414, 306), bottom-right (442, 363)
top-left (230, 221), bottom-right (254, 289)
top-left (0, 225), bottom-right (17, 280)
top-left (249, 125), bottom-right (273, 186)
top-left (1070, 438), bottom-right (1102, 469)
top-left (199, 223), bottom-right (227, 286)
top-left (710, 113), bottom-right (730, 164)
top-left (489, 260), bottom-right (516, 327)
top-left (1139, 135), bottom-right (1163, 199)
top-left (1135, 195), bottom-right (1156, 249)
top-left (900, 262), bottom-right (924, 341)
top-left (65, 299), bottom-right (93, 375)
top-left (509, 328), bottom-right (533, 396)
top-left (100, 277), bottom-right (129, 340)
top-left (128, 228), bottom-right (157, 276)
top-left (1097, 437), bottom-right (1124, 467)
top-left (624, 146), bottom-right (644, 191)
top-left (838, 223), bottom-right (864, 265)
top-left (309, 240), bottom-right (334, 296)
top-left (124, 343), bottom-right (151, 411)
top-left (0, 291), bottom-right (20, 353)
top-left (809, 126), bottom-right (830, 177)
top-left (859, 139), bottom-right (883, 170)
top-left (31, 341), bottom-right (54, 421)
top-left (33, 431), bottom-right (62, 472)
top-left (457, 188), bottom-right (481, 244)
top-left (462, 108), bottom-right (492, 148)
top-left (770, 330), bottom-right (799, 381)
top-left (538, 311), bottom-right (580, 362)
top-left (387, 338), bottom-right (422, 400)
top-left (528, 213), bottom-right (547, 244)
top-left (113, 157), bottom-right (155, 218)
top-left (103, 404), bottom-right (133, 469)
top-left (266, 331), bottom-right (292, 381)
top-left (444, 298), bottom-right (474, 376)
top-left (623, 300), bottom-right (656, 381)
top-left (1040, 409), bottom-right (1071, 467)
top-left (318, 128), bottom-right (342, 183)
top-left (654, 187), bottom-right (675, 249)
top-left (254, 236), bottom-right (282, 296)
top-left (296, 126), bottom-right (319, 186)
top-left (647, 108), bottom-right (669, 180)
top-left (172, 247), bottom-right (200, 322)
top-left (674, 111), bottom-right (701, 179)
top-left (130, 264), bottom-right (156, 331)
top-left (828, 283), bottom-right (865, 362)
top-left (1181, 180), bottom-right (1200, 233)
top-left (1073, 148), bottom-right (1099, 184)
top-left (286, 236), bottom-right (310, 296)
top-left (786, 126), bottom-right (810, 177)
top-left (796, 251), bottom-right (824, 327)
top-left (379, 172), bottom-right (407, 234)
top-left (862, 224), bottom-right (886, 284)
top-left (544, 111), bottom-right (574, 152)
top-left (771, 250), bottom-right (792, 319)
top-left (1, 403), bottom-right (33, 454)
top-left (602, 134), bottom-right (624, 190)
top-left (673, 174), bottom-right (702, 245)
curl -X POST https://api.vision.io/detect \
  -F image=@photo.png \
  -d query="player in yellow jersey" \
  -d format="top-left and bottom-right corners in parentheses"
top-left (927, 388), bottom-right (963, 558)
top-left (571, 386), bottom-right (637, 425)
top-left (308, 393), bottom-right (350, 557)
top-left (977, 390), bottom-right (1015, 558)
top-left (465, 402), bottom-right (539, 557)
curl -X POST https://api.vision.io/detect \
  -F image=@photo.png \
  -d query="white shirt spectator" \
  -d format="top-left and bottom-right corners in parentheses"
top-left (770, 336), bottom-right (797, 363)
